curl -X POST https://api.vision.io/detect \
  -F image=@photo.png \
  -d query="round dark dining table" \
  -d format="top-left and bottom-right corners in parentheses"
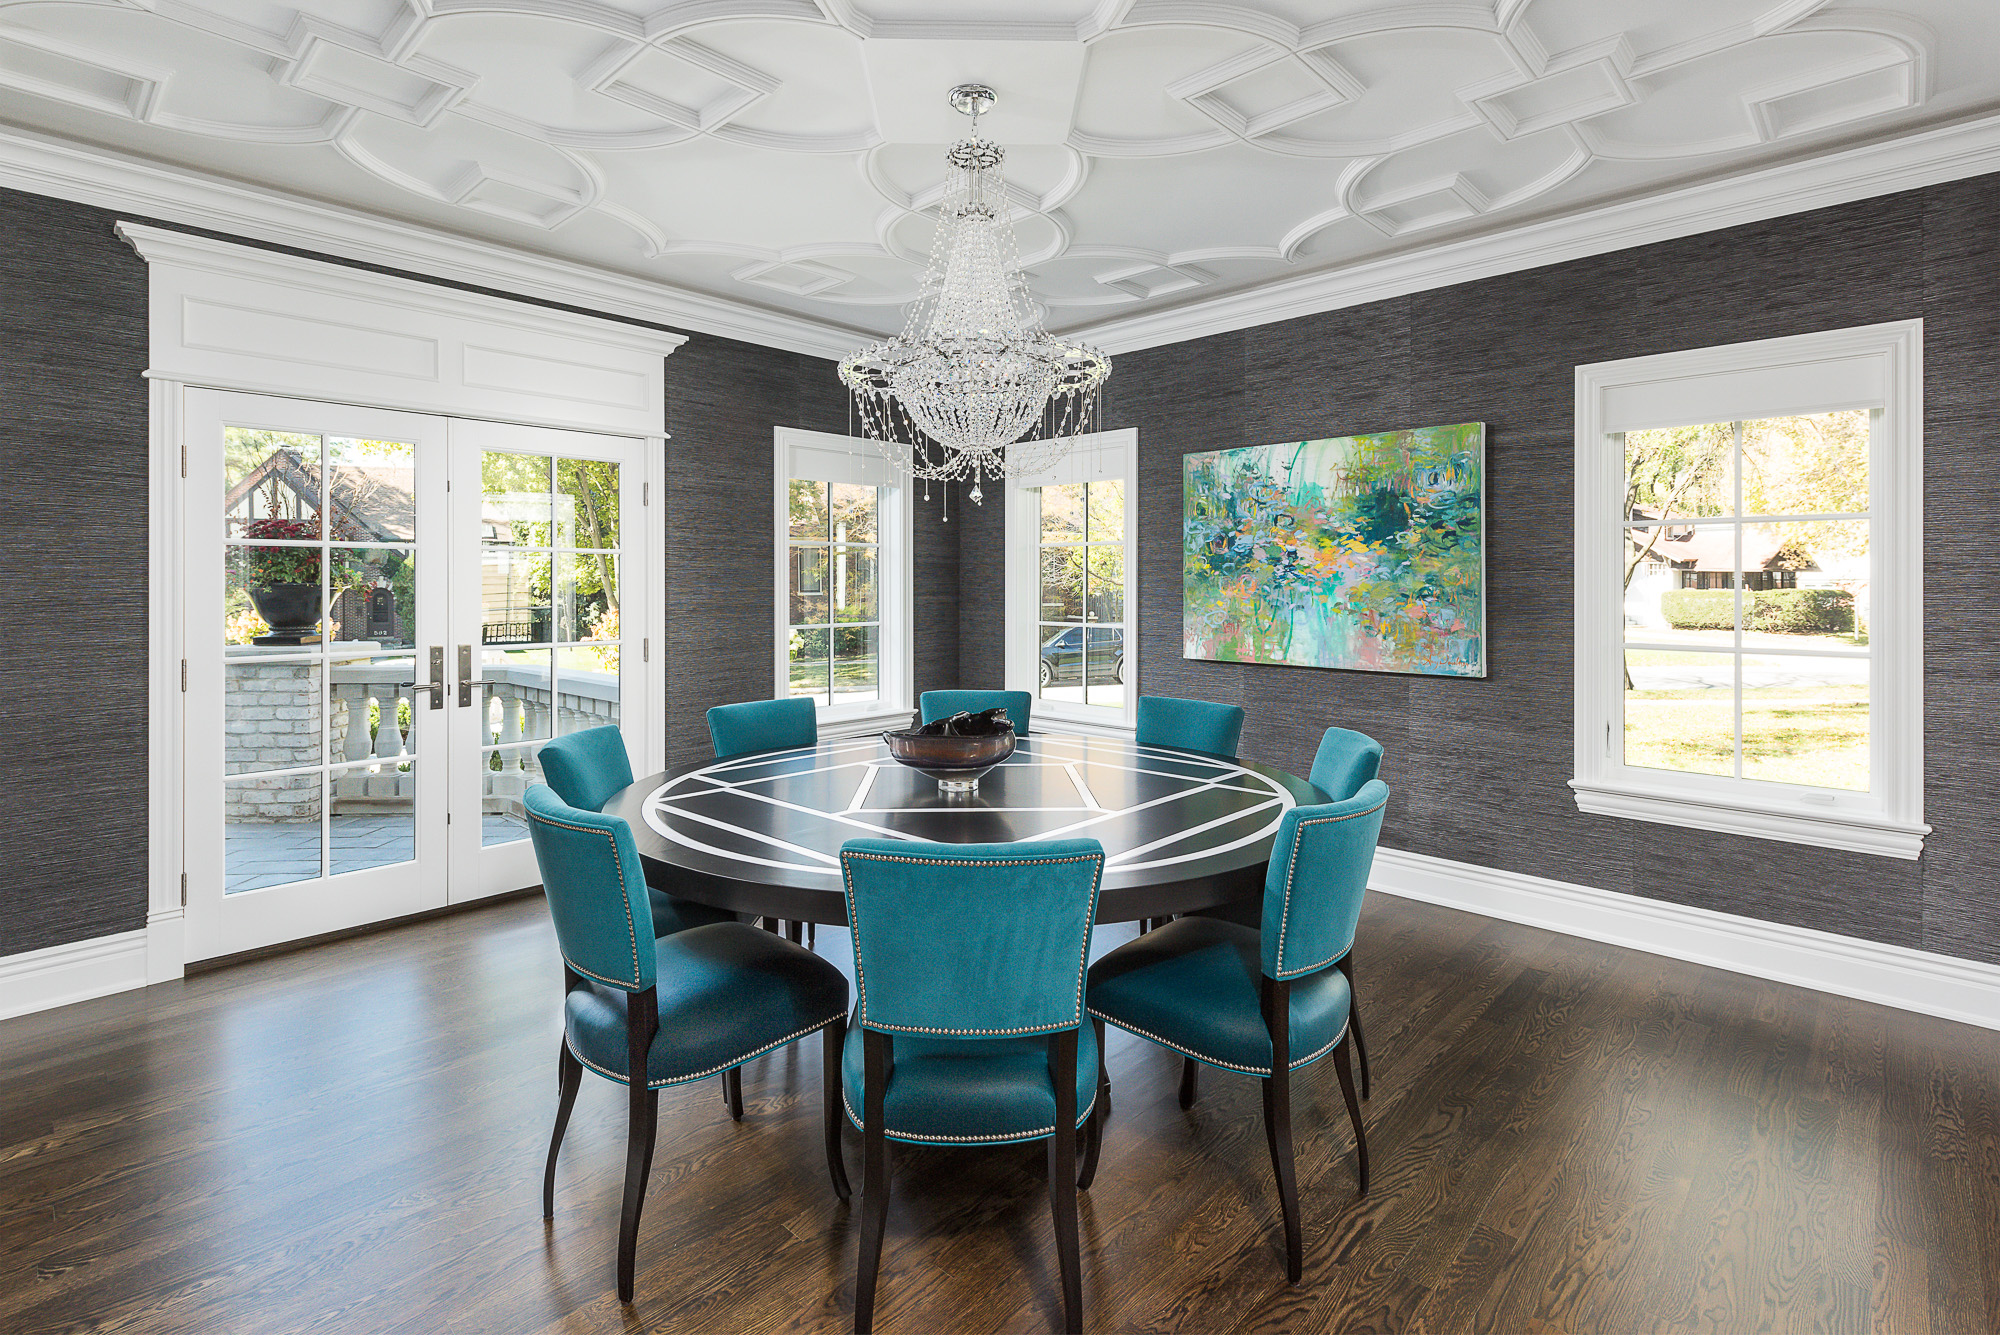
top-left (600, 732), bottom-right (1326, 927)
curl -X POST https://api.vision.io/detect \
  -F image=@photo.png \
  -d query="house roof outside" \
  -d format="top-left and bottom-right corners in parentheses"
top-left (226, 448), bottom-right (414, 544)
top-left (1627, 509), bottom-right (1819, 574)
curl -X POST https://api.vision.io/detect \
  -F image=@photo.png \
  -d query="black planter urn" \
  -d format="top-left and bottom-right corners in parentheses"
top-left (249, 582), bottom-right (323, 645)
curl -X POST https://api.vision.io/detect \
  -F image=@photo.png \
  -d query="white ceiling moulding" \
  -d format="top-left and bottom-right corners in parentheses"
top-left (1070, 109), bottom-right (2000, 355)
top-left (0, 123), bottom-right (865, 360)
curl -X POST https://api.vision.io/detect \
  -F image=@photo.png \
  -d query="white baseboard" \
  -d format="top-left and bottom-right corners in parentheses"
top-left (1370, 847), bottom-right (2000, 1033)
top-left (0, 930), bottom-right (150, 1023)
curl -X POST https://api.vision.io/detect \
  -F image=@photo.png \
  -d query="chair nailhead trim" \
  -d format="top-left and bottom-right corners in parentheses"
top-left (1085, 1006), bottom-right (1349, 1078)
top-left (841, 850), bottom-right (1104, 1035)
top-left (568, 1012), bottom-right (843, 1090)
top-left (1273, 799), bottom-right (1387, 980)
top-left (840, 1089), bottom-right (1099, 1145)
top-left (532, 811), bottom-right (644, 989)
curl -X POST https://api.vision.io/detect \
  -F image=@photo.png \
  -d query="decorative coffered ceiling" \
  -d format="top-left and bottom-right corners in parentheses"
top-left (1, 0), bottom-right (1996, 348)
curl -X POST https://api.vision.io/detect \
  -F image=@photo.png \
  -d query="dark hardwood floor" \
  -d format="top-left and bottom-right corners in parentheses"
top-left (2, 894), bottom-right (1996, 1334)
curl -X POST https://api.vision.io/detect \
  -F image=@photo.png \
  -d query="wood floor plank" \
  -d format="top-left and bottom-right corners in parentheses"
top-left (2, 894), bottom-right (1997, 1334)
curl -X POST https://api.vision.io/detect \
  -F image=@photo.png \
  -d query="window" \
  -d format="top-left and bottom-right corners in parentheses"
top-left (1575, 321), bottom-right (1925, 858)
top-left (1006, 429), bottom-right (1138, 729)
top-left (774, 428), bottom-right (910, 727)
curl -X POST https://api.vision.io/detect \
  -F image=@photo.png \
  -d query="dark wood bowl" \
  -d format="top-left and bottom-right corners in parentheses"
top-left (881, 728), bottom-right (1016, 790)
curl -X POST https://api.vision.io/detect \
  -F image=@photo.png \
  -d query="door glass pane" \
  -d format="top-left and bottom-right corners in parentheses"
top-left (481, 548), bottom-right (549, 646)
top-left (791, 546), bottom-right (830, 625)
top-left (327, 437), bottom-right (415, 541)
top-left (1040, 547), bottom-right (1084, 621)
top-left (332, 547), bottom-right (414, 648)
top-left (1089, 547), bottom-right (1125, 623)
top-left (329, 652), bottom-right (420, 764)
top-left (228, 547), bottom-right (322, 649)
top-left (1040, 624), bottom-right (1085, 707)
top-left (482, 452), bottom-right (550, 545)
top-left (833, 624), bottom-right (878, 707)
top-left (226, 658), bottom-right (322, 775)
top-left (225, 428), bottom-right (321, 539)
top-left (1741, 654), bottom-right (1869, 791)
top-left (330, 758), bottom-right (416, 877)
top-left (556, 646), bottom-right (621, 733)
top-left (226, 771), bottom-right (323, 893)
top-left (1623, 649), bottom-right (1733, 777)
top-left (557, 458), bottom-right (619, 550)
top-left (789, 627), bottom-right (830, 702)
top-left (1085, 627), bottom-right (1124, 709)
top-left (830, 483), bottom-right (877, 544)
top-left (484, 743), bottom-right (546, 846)
top-left (483, 649), bottom-right (552, 745)
top-left (1740, 411), bottom-right (1868, 517)
top-left (789, 479), bottom-right (829, 540)
top-left (1041, 484), bottom-right (1083, 542)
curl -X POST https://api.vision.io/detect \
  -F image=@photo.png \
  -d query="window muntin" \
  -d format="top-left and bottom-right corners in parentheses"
top-left (786, 479), bottom-right (881, 708)
top-left (1620, 412), bottom-right (1871, 793)
top-left (1035, 480), bottom-right (1126, 712)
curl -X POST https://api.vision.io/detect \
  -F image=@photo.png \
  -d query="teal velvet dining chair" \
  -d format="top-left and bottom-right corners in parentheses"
top-left (707, 697), bottom-right (818, 759)
top-left (1305, 725), bottom-right (1384, 1099)
top-left (541, 726), bottom-right (748, 1113)
top-left (1135, 695), bottom-right (1246, 758)
top-left (838, 837), bottom-right (1106, 1335)
top-left (528, 783), bottom-right (851, 1304)
top-left (1086, 780), bottom-right (1388, 1283)
top-left (919, 689), bottom-right (1031, 737)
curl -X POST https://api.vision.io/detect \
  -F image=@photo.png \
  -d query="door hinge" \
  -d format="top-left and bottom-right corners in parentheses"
top-left (179, 872), bottom-right (187, 907)
top-left (643, 482), bottom-right (650, 506)
top-left (180, 442), bottom-right (187, 478)
top-left (447, 811), bottom-right (452, 825)
top-left (180, 658), bottom-right (188, 692)
top-left (643, 637), bottom-right (649, 663)
top-left (446, 479), bottom-right (452, 492)
top-left (1605, 720), bottom-right (1612, 758)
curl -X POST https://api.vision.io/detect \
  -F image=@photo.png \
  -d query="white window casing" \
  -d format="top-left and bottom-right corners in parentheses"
top-left (773, 427), bottom-right (913, 735)
top-left (1005, 429), bottom-right (1139, 733)
top-left (1572, 320), bottom-right (1925, 858)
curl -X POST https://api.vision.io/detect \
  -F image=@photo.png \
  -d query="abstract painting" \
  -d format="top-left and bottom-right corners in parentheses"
top-left (1183, 423), bottom-right (1485, 677)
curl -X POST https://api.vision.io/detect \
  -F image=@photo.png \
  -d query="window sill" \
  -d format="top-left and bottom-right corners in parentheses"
top-left (1031, 709), bottom-right (1135, 739)
top-left (1569, 779), bottom-right (1928, 860)
top-left (817, 705), bottom-right (915, 741)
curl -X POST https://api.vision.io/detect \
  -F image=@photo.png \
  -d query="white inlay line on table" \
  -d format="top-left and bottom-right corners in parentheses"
top-left (1106, 800), bottom-right (1284, 867)
top-left (845, 762), bottom-right (882, 813)
top-left (1065, 762), bottom-right (1103, 811)
top-left (651, 802), bottom-right (843, 868)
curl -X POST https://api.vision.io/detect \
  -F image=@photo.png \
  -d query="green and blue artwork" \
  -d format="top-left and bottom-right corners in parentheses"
top-left (1183, 423), bottom-right (1485, 677)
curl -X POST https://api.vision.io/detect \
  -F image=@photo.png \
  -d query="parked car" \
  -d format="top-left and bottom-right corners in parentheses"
top-left (1040, 625), bottom-right (1123, 687)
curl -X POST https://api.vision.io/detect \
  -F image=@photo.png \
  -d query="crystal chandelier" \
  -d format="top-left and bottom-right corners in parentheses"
top-left (839, 84), bottom-right (1110, 505)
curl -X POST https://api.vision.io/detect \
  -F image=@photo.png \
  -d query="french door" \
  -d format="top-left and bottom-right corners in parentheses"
top-left (182, 390), bottom-right (647, 961)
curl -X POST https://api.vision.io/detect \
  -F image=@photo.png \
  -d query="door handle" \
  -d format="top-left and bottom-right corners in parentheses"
top-left (458, 644), bottom-right (476, 707)
top-left (396, 646), bottom-right (447, 710)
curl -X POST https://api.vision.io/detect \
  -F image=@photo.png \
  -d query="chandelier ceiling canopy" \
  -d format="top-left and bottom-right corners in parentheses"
top-left (839, 84), bottom-right (1110, 504)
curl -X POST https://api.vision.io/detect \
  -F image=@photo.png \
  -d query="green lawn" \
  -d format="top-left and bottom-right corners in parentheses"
top-left (1624, 684), bottom-right (1868, 790)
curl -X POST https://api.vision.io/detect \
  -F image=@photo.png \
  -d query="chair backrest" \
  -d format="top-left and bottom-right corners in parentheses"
top-left (539, 725), bottom-right (634, 813)
top-left (840, 838), bottom-right (1104, 1039)
top-left (524, 783), bottom-right (656, 992)
top-left (1135, 695), bottom-right (1246, 758)
top-left (920, 689), bottom-right (1032, 737)
top-left (1309, 727), bottom-right (1383, 801)
top-left (1260, 780), bottom-right (1389, 981)
top-left (708, 697), bottom-right (818, 759)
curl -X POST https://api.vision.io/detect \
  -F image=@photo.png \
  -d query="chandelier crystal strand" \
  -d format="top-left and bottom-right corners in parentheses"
top-left (839, 85), bottom-right (1110, 505)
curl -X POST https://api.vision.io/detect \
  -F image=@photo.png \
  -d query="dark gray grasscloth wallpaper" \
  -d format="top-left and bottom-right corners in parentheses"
top-left (961, 173), bottom-right (2000, 968)
top-left (0, 184), bottom-right (955, 957)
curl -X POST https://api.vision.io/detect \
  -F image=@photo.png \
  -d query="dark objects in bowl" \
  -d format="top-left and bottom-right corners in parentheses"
top-left (912, 707), bottom-right (1014, 738)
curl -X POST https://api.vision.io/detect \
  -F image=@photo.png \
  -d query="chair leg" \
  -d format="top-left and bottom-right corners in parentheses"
top-left (1093, 1016), bottom-right (1111, 1121)
top-left (1338, 955), bottom-right (1370, 1100)
top-left (1260, 1074), bottom-right (1301, 1284)
top-left (1048, 1118), bottom-right (1083, 1334)
top-left (855, 1030), bottom-right (892, 1335)
top-left (822, 1016), bottom-right (851, 1201)
top-left (1332, 1038), bottom-right (1369, 1197)
top-left (543, 1040), bottom-right (582, 1219)
top-left (788, 920), bottom-right (804, 945)
top-left (723, 1065), bottom-right (744, 1121)
top-left (1077, 1101), bottom-right (1103, 1190)
top-left (616, 1082), bottom-right (660, 1303)
top-left (1179, 1055), bottom-right (1199, 1109)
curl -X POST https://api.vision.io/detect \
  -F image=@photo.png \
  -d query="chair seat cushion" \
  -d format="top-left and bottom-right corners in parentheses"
top-left (1086, 916), bottom-right (1350, 1077)
top-left (841, 1023), bottom-right (1099, 1146)
top-left (646, 887), bottom-right (738, 937)
top-left (565, 922), bottom-right (848, 1088)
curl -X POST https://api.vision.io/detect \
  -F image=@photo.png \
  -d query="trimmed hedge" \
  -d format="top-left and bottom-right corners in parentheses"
top-left (1660, 587), bottom-right (1854, 635)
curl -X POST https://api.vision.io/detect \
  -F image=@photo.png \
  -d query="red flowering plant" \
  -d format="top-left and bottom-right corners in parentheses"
top-left (238, 515), bottom-right (365, 589)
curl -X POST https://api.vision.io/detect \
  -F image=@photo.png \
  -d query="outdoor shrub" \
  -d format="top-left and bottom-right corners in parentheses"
top-left (1659, 587), bottom-right (1854, 634)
